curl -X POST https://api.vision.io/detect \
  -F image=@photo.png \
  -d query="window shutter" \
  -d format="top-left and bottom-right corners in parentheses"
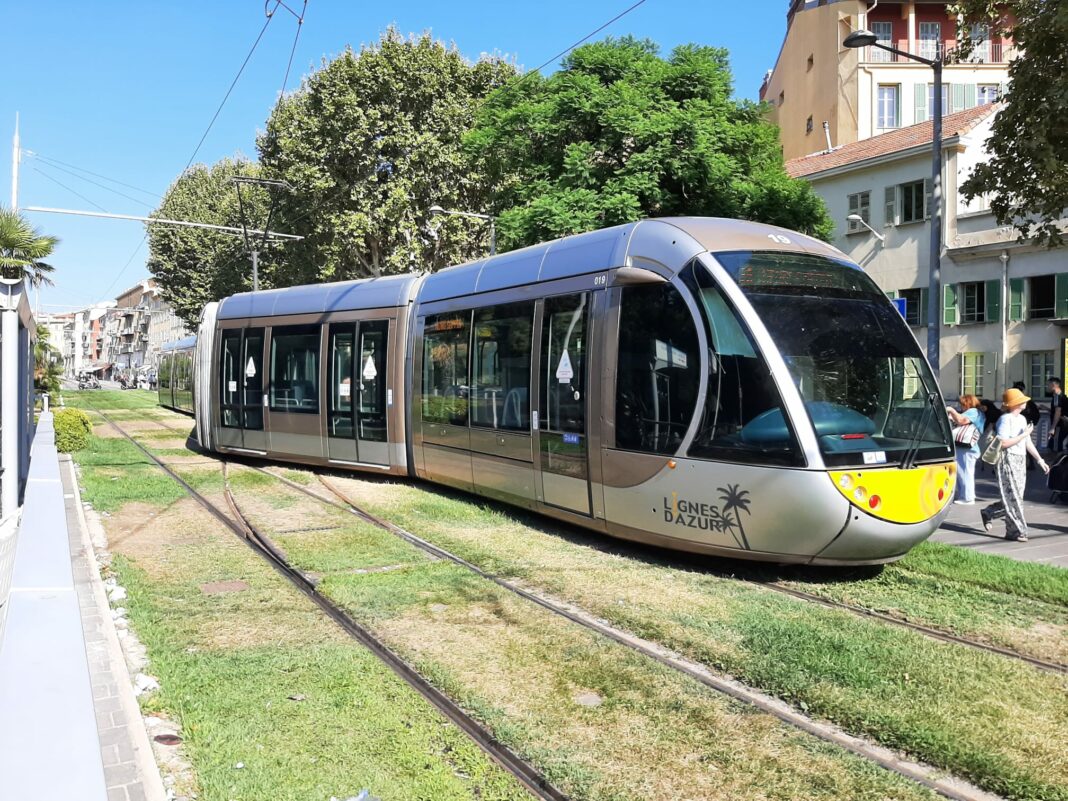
top-left (958, 353), bottom-right (966, 395)
top-left (944, 283), bottom-right (958, 325)
top-left (923, 178), bottom-right (932, 219)
top-left (914, 84), bottom-right (928, 123)
top-left (1009, 278), bottom-right (1025, 321)
top-left (964, 83), bottom-right (977, 109)
top-left (951, 83), bottom-right (965, 113)
top-left (985, 278), bottom-right (1001, 323)
top-left (884, 186), bottom-right (897, 226)
top-left (885, 290), bottom-right (898, 300)
top-left (1056, 273), bottom-right (1068, 318)
top-left (920, 287), bottom-right (929, 324)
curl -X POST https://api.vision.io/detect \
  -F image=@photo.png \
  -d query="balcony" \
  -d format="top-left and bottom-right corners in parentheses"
top-left (863, 42), bottom-right (1013, 64)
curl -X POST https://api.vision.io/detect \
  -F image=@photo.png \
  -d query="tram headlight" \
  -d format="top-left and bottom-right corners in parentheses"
top-left (838, 474), bottom-right (853, 490)
top-left (853, 486), bottom-right (867, 503)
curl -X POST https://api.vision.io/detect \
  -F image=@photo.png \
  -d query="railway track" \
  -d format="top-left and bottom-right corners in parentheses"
top-left (90, 406), bottom-right (568, 801)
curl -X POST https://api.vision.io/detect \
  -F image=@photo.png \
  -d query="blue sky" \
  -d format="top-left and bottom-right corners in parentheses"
top-left (2, 0), bottom-right (788, 313)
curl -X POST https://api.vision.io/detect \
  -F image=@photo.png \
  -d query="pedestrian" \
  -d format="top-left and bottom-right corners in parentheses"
top-left (947, 394), bottom-right (984, 504)
top-left (976, 398), bottom-right (1002, 474)
top-left (981, 387), bottom-right (1050, 542)
top-left (1014, 381), bottom-right (1041, 470)
top-left (1048, 378), bottom-right (1068, 453)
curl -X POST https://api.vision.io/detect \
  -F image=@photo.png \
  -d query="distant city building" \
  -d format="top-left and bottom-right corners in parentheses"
top-left (786, 105), bottom-right (1068, 404)
top-left (760, 0), bottom-right (1014, 161)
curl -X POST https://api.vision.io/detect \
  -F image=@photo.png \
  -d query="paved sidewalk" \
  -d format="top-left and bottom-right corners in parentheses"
top-left (933, 457), bottom-right (1068, 567)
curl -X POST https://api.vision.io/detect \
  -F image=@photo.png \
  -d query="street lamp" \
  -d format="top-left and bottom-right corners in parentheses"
top-left (847, 213), bottom-right (886, 242)
top-left (844, 29), bottom-right (943, 381)
top-left (429, 204), bottom-right (497, 256)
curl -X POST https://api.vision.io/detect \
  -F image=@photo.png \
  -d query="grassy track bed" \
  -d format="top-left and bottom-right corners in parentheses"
top-left (231, 471), bottom-right (935, 801)
top-left (318, 473), bottom-right (1068, 801)
top-left (73, 441), bottom-right (531, 801)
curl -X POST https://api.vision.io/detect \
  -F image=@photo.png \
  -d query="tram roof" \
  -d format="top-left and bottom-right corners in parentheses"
top-left (417, 217), bottom-right (848, 303)
top-left (217, 274), bottom-right (420, 320)
top-left (160, 336), bottom-right (197, 352)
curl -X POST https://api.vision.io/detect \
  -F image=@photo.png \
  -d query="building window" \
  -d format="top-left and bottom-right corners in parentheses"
top-left (900, 287), bottom-right (925, 326)
top-left (806, 115), bottom-right (814, 135)
top-left (1029, 275), bottom-right (1056, 319)
top-left (269, 325), bottom-right (320, 413)
top-left (1028, 351), bottom-right (1056, 399)
top-left (919, 22), bottom-right (941, 60)
top-left (961, 352), bottom-right (985, 397)
top-left (847, 191), bottom-right (871, 232)
top-left (899, 179), bottom-right (927, 223)
top-left (961, 281), bottom-right (987, 324)
top-left (877, 84), bottom-right (899, 129)
top-left (977, 84), bottom-right (1000, 105)
top-left (927, 82), bottom-right (950, 117)
top-left (966, 23), bottom-right (991, 63)
top-left (870, 21), bottom-right (893, 62)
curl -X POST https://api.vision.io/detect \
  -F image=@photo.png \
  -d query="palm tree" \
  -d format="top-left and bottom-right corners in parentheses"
top-left (719, 484), bottom-right (753, 550)
top-left (0, 207), bottom-right (58, 287)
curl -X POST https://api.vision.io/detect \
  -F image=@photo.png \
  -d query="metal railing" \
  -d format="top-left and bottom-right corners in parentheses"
top-left (864, 41), bottom-right (1012, 64)
top-left (0, 514), bottom-right (21, 647)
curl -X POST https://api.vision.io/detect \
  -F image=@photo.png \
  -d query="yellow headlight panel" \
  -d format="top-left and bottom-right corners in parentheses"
top-left (828, 462), bottom-right (955, 524)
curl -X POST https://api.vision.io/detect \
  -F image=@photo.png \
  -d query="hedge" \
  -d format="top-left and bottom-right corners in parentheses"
top-left (54, 407), bottom-right (93, 453)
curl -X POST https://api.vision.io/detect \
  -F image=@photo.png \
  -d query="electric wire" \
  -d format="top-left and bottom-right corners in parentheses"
top-left (27, 152), bottom-right (161, 199)
top-left (277, 0), bottom-right (307, 101)
top-left (31, 167), bottom-right (109, 213)
top-left (28, 157), bottom-right (156, 209)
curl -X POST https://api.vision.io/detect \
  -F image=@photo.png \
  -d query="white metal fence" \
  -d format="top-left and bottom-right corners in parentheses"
top-left (0, 514), bottom-right (21, 645)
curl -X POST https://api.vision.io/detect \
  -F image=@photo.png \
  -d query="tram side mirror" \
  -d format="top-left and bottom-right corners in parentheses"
top-left (612, 266), bottom-right (668, 286)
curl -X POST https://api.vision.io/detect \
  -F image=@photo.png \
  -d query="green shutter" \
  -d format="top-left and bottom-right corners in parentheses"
top-left (944, 283), bottom-right (958, 325)
top-left (914, 83), bottom-right (927, 123)
top-left (951, 83), bottom-right (965, 113)
top-left (885, 290), bottom-right (897, 300)
top-left (964, 83), bottom-right (977, 109)
top-left (884, 186), bottom-right (897, 226)
top-left (1009, 277), bottom-right (1025, 321)
top-left (1056, 273), bottom-right (1068, 318)
top-left (924, 178), bottom-right (932, 219)
top-left (985, 278), bottom-right (1001, 323)
top-left (920, 287), bottom-right (930, 324)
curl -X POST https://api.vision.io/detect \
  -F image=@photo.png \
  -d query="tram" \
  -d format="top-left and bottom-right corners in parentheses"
top-left (172, 217), bottom-right (956, 565)
top-left (157, 336), bottom-right (196, 414)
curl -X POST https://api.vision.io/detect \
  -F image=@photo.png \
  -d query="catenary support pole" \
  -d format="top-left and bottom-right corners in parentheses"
top-left (2, 283), bottom-right (21, 519)
top-left (926, 58), bottom-right (943, 382)
top-left (10, 114), bottom-right (19, 211)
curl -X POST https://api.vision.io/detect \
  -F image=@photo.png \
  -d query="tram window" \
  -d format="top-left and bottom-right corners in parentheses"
top-left (220, 331), bottom-right (241, 428)
top-left (471, 302), bottom-right (533, 432)
top-left (615, 283), bottom-right (700, 454)
top-left (422, 312), bottom-right (470, 426)
top-left (329, 327), bottom-right (354, 438)
top-left (358, 320), bottom-right (389, 442)
top-left (680, 262), bottom-right (804, 467)
top-left (269, 325), bottom-right (321, 413)
top-left (159, 355), bottom-right (171, 391)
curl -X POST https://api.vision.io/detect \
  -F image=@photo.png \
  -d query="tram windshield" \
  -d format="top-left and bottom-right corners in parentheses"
top-left (713, 250), bottom-right (953, 468)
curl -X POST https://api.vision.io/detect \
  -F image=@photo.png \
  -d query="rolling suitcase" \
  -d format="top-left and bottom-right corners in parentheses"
top-left (1048, 454), bottom-right (1068, 504)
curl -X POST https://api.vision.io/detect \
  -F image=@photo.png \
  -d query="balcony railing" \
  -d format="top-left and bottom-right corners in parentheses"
top-left (863, 41), bottom-right (1012, 64)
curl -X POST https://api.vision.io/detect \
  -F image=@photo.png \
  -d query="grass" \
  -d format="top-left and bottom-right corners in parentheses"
top-left (62, 389), bottom-right (161, 411)
top-left (76, 435), bottom-right (187, 513)
top-left (78, 466), bottom-right (531, 801)
top-left (326, 475), bottom-right (1068, 801)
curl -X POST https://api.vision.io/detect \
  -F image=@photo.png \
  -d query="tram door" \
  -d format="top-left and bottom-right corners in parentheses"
top-left (327, 320), bottom-right (390, 465)
top-left (538, 293), bottom-right (591, 515)
top-left (219, 328), bottom-right (266, 452)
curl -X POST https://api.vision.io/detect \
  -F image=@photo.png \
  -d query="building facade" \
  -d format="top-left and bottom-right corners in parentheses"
top-left (786, 105), bottom-right (1068, 406)
top-left (761, 0), bottom-right (1013, 161)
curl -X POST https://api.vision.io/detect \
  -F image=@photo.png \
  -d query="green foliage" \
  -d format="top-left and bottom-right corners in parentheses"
top-left (0, 206), bottom-right (58, 286)
top-left (54, 407), bottom-right (93, 453)
top-left (468, 38), bottom-right (834, 250)
top-left (34, 324), bottom-right (63, 397)
top-left (257, 29), bottom-right (517, 281)
top-left (147, 158), bottom-right (269, 329)
top-left (952, 1), bottom-right (1068, 245)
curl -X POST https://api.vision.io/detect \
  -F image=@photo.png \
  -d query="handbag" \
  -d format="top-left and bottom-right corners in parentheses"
top-left (952, 423), bottom-right (980, 447)
top-left (979, 428), bottom-right (1003, 465)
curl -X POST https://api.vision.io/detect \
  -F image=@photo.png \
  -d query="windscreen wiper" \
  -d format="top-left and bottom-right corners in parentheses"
top-left (901, 390), bottom-right (940, 470)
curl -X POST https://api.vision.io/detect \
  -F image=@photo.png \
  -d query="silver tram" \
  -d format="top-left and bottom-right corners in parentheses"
top-left (170, 218), bottom-right (957, 565)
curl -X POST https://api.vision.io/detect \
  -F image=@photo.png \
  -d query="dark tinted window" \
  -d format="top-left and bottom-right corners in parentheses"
top-left (269, 325), bottom-right (321, 413)
top-left (615, 283), bottom-right (700, 454)
top-left (422, 313), bottom-right (470, 426)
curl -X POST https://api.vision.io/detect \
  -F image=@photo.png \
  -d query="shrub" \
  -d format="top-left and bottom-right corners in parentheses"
top-left (54, 407), bottom-right (93, 453)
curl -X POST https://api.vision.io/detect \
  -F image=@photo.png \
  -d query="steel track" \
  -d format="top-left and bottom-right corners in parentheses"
top-left (89, 407), bottom-right (568, 801)
top-left (232, 467), bottom-right (1004, 801)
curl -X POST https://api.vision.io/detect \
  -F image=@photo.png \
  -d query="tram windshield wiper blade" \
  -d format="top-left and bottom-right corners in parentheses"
top-left (900, 390), bottom-right (940, 470)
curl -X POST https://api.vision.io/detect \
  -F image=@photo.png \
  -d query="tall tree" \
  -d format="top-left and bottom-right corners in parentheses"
top-left (258, 28), bottom-right (516, 281)
top-left (467, 38), bottom-right (833, 250)
top-left (953, 1), bottom-right (1068, 244)
top-left (147, 158), bottom-right (271, 328)
top-left (0, 207), bottom-right (58, 287)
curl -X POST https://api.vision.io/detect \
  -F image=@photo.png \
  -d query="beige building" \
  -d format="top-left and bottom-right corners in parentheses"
top-left (761, 0), bottom-right (1013, 162)
top-left (786, 105), bottom-right (1068, 407)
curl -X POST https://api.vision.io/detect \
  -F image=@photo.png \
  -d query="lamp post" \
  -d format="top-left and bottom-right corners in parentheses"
top-left (844, 29), bottom-right (943, 381)
top-left (429, 204), bottom-right (497, 256)
top-left (847, 213), bottom-right (886, 242)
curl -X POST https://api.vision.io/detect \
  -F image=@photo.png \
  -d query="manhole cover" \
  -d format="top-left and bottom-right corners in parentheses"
top-left (573, 691), bottom-right (603, 707)
top-left (153, 734), bottom-right (183, 746)
top-left (200, 580), bottom-right (249, 595)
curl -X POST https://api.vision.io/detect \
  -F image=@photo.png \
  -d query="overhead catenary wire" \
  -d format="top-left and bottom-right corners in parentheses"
top-left (26, 152), bottom-right (161, 199)
top-left (31, 167), bottom-right (109, 213)
top-left (27, 155), bottom-right (157, 209)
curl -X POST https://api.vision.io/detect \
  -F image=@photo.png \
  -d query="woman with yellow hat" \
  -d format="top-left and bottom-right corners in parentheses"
top-left (981, 387), bottom-right (1050, 541)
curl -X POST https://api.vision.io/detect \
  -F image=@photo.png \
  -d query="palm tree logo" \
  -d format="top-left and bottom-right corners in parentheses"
top-left (718, 484), bottom-right (753, 550)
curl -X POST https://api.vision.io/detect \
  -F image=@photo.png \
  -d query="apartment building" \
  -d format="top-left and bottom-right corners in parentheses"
top-left (761, 0), bottom-right (1013, 161)
top-left (786, 105), bottom-right (1068, 402)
